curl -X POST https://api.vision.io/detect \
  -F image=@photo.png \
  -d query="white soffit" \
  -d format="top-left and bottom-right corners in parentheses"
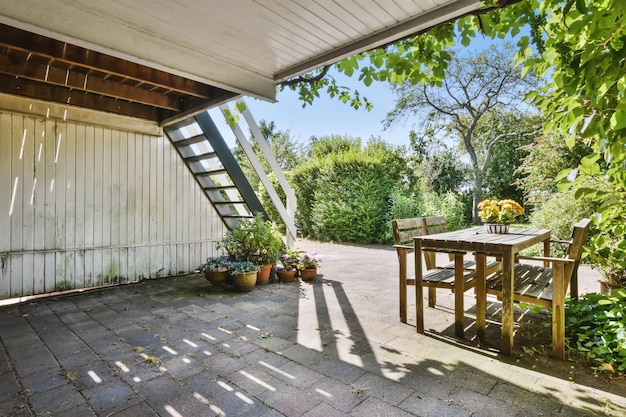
top-left (0, 0), bottom-right (483, 101)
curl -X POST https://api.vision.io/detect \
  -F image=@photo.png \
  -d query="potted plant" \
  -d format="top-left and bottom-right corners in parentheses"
top-left (199, 256), bottom-right (231, 289)
top-left (216, 219), bottom-right (255, 261)
top-left (276, 247), bottom-right (302, 283)
top-left (229, 260), bottom-right (259, 292)
top-left (477, 199), bottom-right (524, 234)
top-left (252, 217), bottom-right (284, 285)
top-left (217, 213), bottom-right (284, 285)
top-left (297, 252), bottom-right (322, 281)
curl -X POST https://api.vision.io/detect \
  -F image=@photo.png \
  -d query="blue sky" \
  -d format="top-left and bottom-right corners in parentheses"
top-left (244, 68), bottom-right (415, 148)
top-left (212, 35), bottom-right (514, 149)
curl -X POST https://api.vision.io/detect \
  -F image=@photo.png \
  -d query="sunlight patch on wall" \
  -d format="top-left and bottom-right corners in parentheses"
top-left (30, 179), bottom-right (37, 206)
top-left (55, 132), bottom-right (62, 163)
top-left (9, 177), bottom-right (18, 216)
top-left (19, 129), bottom-right (26, 159)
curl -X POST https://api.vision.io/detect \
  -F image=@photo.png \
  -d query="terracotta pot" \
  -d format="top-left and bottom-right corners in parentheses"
top-left (257, 264), bottom-right (273, 285)
top-left (485, 223), bottom-right (509, 234)
top-left (233, 271), bottom-right (257, 292)
top-left (299, 268), bottom-right (317, 281)
top-left (599, 280), bottom-right (613, 294)
top-left (204, 268), bottom-right (229, 289)
top-left (276, 269), bottom-right (297, 283)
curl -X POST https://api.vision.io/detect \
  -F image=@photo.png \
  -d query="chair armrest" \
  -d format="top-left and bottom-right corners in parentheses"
top-left (550, 239), bottom-right (572, 245)
top-left (517, 255), bottom-right (576, 264)
top-left (423, 248), bottom-right (467, 255)
top-left (394, 244), bottom-right (414, 250)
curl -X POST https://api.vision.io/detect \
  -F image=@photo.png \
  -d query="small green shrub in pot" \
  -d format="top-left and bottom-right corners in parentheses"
top-left (253, 217), bottom-right (284, 266)
top-left (216, 213), bottom-right (284, 266)
top-left (199, 256), bottom-right (230, 272)
top-left (229, 260), bottom-right (258, 292)
top-left (229, 260), bottom-right (258, 275)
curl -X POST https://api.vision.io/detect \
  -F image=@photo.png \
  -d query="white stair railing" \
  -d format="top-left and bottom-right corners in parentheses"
top-left (219, 100), bottom-right (297, 246)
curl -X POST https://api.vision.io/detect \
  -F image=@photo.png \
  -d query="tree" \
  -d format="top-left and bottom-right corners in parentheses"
top-left (384, 45), bottom-right (540, 222)
top-left (481, 113), bottom-right (543, 203)
top-left (284, 0), bottom-right (626, 268)
top-left (258, 120), bottom-right (301, 172)
top-left (233, 119), bottom-right (302, 190)
top-left (307, 134), bottom-right (361, 159)
top-left (408, 130), bottom-right (468, 195)
top-left (514, 134), bottom-right (593, 206)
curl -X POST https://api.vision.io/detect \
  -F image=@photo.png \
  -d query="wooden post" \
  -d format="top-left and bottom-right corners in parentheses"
top-left (552, 261), bottom-right (566, 360)
top-left (475, 253), bottom-right (487, 343)
top-left (454, 252), bottom-right (465, 338)
top-left (398, 247), bottom-right (408, 323)
top-left (414, 238), bottom-right (425, 334)
top-left (501, 248), bottom-right (514, 356)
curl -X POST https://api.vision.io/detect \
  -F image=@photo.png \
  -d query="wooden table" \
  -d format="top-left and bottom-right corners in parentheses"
top-left (414, 226), bottom-right (550, 356)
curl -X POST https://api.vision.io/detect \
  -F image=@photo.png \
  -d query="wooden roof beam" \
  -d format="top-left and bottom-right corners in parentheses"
top-left (0, 23), bottom-right (218, 99)
top-left (0, 54), bottom-right (183, 110)
top-left (0, 73), bottom-right (165, 121)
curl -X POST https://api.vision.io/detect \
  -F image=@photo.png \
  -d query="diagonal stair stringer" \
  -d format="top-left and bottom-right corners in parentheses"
top-left (163, 111), bottom-right (268, 230)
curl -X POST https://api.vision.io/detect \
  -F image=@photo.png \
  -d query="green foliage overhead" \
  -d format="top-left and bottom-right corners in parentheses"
top-left (282, 0), bottom-right (626, 274)
top-left (527, 0), bottom-right (626, 276)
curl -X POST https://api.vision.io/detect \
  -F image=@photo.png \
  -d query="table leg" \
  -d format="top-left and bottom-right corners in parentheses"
top-left (543, 239), bottom-right (550, 268)
top-left (501, 249), bottom-right (514, 356)
top-left (399, 249), bottom-right (407, 323)
top-left (454, 252), bottom-right (465, 338)
top-left (414, 239), bottom-right (425, 334)
top-left (475, 253), bottom-right (487, 343)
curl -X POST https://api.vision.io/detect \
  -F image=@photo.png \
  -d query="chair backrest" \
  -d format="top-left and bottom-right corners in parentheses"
top-left (392, 217), bottom-right (427, 248)
top-left (564, 218), bottom-right (591, 280)
top-left (392, 216), bottom-right (449, 269)
top-left (421, 215), bottom-right (448, 235)
top-left (392, 215), bottom-right (450, 246)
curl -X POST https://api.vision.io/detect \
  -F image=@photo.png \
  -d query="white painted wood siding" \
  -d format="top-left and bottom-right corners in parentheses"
top-left (0, 111), bottom-right (225, 299)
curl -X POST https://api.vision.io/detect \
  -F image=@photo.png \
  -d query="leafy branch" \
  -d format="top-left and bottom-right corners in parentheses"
top-left (278, 0), bottom-right (528, 110)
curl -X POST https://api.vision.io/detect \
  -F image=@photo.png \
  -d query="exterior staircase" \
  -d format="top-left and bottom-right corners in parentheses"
top-left (164, 111), bottom-right (267, 230)
top-left (163, 103), bottom-right (297, 245)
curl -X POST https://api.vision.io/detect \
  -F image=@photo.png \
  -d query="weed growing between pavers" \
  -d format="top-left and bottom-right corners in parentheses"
top-left (61, 369), bottom-right (77, 384)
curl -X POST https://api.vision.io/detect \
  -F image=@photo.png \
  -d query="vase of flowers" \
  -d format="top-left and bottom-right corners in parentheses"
top-left (297, 252), bottom-right (322, 281)
top-left (477, 199), bottom-right (524, 234)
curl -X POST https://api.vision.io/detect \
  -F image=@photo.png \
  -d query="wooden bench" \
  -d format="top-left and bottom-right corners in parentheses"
top-left (392, 216), bottom-right (480, 324)
top-left (485, 218), bottom-right (591, 359)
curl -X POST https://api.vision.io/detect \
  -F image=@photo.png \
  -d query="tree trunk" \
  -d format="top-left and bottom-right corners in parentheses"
top-left (472, 171), bottom-right (484, 224)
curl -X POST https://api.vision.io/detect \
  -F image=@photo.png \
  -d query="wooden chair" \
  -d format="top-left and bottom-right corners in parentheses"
top-left (392, 216), bottom-right (476, 327)
top-left (485, 218), bottom-right (591, 359)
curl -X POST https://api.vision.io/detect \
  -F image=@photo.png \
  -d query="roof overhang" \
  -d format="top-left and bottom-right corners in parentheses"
top-left (0, 0), bottom-right (483, 124)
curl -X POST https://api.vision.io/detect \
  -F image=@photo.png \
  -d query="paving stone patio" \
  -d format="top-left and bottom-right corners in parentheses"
top-left (1, 239), bottom-right (625, 416)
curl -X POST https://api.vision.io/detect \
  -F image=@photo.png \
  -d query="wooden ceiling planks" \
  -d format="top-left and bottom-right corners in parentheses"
top-left (0, 23), bottom-right (236, 124)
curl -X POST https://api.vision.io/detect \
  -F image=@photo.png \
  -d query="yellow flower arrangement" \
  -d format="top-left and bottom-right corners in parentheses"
top-left (477, 199), bottom-right (524, 224)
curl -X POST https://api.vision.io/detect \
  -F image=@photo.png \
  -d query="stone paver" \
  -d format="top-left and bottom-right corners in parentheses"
top-left (0, 239), bottom-right (624, 416)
